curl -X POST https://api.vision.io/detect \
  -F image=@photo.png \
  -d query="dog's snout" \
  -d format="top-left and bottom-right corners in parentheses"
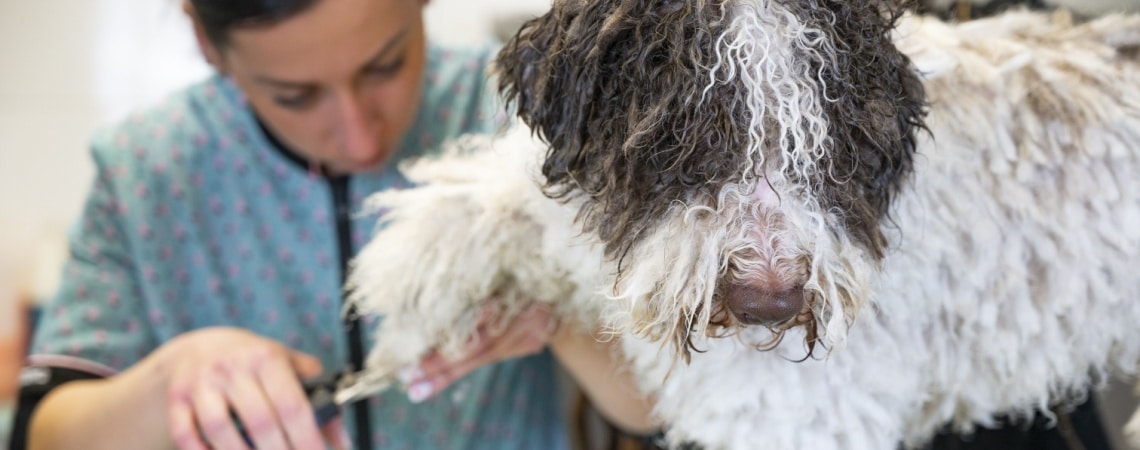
top-left (725, 284), bottom-right (805, 326)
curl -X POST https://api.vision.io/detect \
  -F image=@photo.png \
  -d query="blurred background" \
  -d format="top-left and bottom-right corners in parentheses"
top-left (2, 0), bottom-right (1140, 448)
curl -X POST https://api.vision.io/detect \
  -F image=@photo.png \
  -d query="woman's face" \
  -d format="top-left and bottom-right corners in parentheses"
top-left (195, 0), bottom-right (427, 175)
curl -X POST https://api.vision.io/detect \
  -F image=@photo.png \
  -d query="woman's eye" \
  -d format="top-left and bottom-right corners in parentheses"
top-left (273, 90), bottom-right (318, 110)
top-left (367, 57), bottom-right (406, 79)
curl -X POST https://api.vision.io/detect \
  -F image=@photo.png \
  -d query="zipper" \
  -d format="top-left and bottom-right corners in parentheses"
top-left (330, 176), bottom-right (372, 450)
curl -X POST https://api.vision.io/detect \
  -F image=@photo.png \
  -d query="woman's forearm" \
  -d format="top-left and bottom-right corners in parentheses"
top-left (548, 323), bottom-right (659, 434)
top-left (29, 355), bottom-right (174, 450)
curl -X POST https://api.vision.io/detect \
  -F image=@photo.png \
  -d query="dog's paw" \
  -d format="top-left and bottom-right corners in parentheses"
top-left (342, 129), bottom-right (559, 398)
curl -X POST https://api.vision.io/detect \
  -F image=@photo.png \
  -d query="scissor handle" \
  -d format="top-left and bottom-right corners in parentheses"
top-left (227, 372), bottom-right (345, 446)
top-left (302, 372), bottom-right (344, 428)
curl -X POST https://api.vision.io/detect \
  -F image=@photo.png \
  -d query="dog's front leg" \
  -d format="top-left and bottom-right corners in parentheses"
top-left (338, 129), bottom-right (603, 401)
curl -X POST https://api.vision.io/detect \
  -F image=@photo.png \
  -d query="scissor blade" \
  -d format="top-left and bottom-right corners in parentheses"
top-left (302, 372), bottom-right (348, 427)
top-left (330, 370), bottom-right (395, 406)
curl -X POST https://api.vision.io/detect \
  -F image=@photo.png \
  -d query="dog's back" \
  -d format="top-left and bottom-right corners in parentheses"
top-left (881, 10), bottom-right (1140, 444)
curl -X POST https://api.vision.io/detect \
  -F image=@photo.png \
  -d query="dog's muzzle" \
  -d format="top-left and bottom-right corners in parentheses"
top-left (725, 284), bottom-right (805, 327)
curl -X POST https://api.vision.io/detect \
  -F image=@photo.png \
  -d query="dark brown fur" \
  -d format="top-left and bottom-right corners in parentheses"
top-left (785, 0), bottom-right (929, 260)
top-left (496, 0), bottom-right (751, 263)
top-left (497, 0), bottom-right (927, 263)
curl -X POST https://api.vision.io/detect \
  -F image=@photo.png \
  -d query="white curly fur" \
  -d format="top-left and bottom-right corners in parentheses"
top-left (343, 9), bottom-right (1140, 450)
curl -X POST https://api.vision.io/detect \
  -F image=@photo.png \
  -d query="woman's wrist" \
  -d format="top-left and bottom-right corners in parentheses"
top-left (29, 348), bottom-right (178, 450)
top-left (546, 321), bottom-right (659, 434)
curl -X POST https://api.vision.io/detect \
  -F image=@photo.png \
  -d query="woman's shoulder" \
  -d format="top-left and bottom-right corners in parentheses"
top-left (88, 75), bottom-right (255, 171)
top-left (421, 41), bottom-right (501, 109)
top-left (425, 41), bottom-right (500, 76)
top-left (401, 42), bottom-right (508, 158)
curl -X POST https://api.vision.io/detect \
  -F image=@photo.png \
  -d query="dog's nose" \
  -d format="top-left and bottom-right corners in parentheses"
top-left (724, 284), bottom-right (804, 326)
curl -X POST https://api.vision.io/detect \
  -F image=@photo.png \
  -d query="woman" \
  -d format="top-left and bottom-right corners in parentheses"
top-left (12, 0), bottom-right (656, 449)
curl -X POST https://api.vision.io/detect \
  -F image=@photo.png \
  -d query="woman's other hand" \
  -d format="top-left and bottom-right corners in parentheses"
top-left (390, 302), bottom-right (657, 435)
top-left (397, 304), bottom-right (555, 403)
top-left (30, 327), bottom-right (353, 450)
top-left (157, 328), bottom-right (351, 450)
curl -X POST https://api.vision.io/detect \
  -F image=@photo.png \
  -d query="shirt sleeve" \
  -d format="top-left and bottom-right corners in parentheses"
top-left (28, 141), bottom-right (159, 372)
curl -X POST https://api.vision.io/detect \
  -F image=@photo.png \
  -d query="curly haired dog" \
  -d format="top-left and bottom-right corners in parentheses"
top-left (339, 1), bottom-right (1140, 449)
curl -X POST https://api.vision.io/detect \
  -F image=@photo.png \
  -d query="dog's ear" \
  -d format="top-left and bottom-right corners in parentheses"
top-left (495, 0), bottom-right (693, 144)
top-left (495, 0), bottom-right (753, 260)
top-left (492, 2), bottom-right (568, 150)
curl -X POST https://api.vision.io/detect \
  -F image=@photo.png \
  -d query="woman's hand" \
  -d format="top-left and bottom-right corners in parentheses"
top-left (394, 303), bottom-right (657, 434)
top-left (158, 328), bottom-right (350, 450)
top-left (397, 304), bottom-right (556, 403)
top-left (29, 327), bottom-right (352, 450)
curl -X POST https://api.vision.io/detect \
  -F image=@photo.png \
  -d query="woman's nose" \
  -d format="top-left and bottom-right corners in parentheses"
top-left (336, 94), bottom-right (382, 160)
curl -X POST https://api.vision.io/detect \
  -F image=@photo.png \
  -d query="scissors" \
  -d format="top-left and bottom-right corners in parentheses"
top-left (300, 371), bottom-right (354, 427)
top-left (230, 370), bottom-right (387, 444)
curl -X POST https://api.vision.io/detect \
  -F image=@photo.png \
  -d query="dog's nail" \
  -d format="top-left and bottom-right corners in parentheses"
top-left (397, 366), bottom-right (423, 385)
top-left (408, 381), bottom-right (434, 403)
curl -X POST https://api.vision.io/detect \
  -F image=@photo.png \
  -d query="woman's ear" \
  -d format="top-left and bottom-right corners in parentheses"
top-left (182, 0), bottom-right (226, 71)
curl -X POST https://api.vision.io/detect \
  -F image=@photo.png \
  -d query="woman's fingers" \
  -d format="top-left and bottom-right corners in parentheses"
top-left (320, 415), bottom-right (353, 450)
top-left (166, 336), bottom-right (327, 450)
top-left (253, 352), bottom-right (326, 449)
top-left (168, 396), bottom-right (209, 450)
top-left (223, 371), bottom-right (291, 450)
top-left (412, 331), bottom-right (537, 402)
top-left (404, 304), bottom-right (555, 402)
top-left (191, 381), bottom-right (251, 450)
top-left (289, 351), bottom-right (324, 379)
top-left (160, 329), bottom-right (335, 449)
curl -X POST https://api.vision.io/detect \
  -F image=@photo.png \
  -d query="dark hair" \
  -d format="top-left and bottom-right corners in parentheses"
top-left (190, 0), bottom-right (319, 45)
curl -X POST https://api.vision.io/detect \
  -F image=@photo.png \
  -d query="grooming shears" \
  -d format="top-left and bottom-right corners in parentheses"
top-left (231, 370), bottom-right (384, 443)
top-left (299, 371), bottom-right (356, 427)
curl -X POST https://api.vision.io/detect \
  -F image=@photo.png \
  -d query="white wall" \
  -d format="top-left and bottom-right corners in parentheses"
top-left (425, 0), bottom-right (551, 46)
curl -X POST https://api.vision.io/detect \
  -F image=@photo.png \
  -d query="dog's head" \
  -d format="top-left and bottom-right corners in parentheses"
top-left (496, 0), bottom-right (927, 358)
